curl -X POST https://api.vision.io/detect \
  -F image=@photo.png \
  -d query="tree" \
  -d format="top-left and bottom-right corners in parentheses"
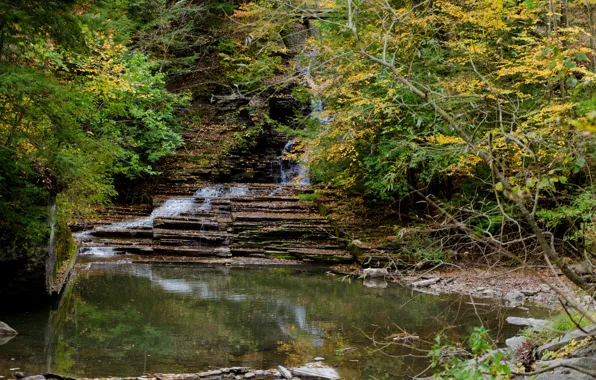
top-left (230, 0), bottom-right (596, 316)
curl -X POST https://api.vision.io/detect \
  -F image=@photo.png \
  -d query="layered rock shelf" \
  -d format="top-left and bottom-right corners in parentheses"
top-left (77, 183), bottom-right (351, 263)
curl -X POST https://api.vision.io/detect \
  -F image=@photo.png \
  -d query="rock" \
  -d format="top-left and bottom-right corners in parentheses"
top-left (504, 290), bottom-right (525, 304)
top-left (363, 278), bottom-right (387, 288)
top-left (14, 373), bottom-right (29, 379)
top-left (314, 357), bottom-right (325, 361)
top-left (278, 366), bottom-right (292, 380)
top-left (535, 357), bottom-right (596, 379)
top-left (538, 325), bottom-right (596, 356)
top-left (243, 373), bottom-right (255, 379)
top-left (506, 317), bottom-right (550, 328)
top-left (254, 371), bottom-right (264, 376)
top-left (22, 376), bottom-right (46, 380)
top-left (411, 278), bottom-right (440, 287)
top-left (362, 268), bottom-right (388, 278)
top-left (0, 322), bottom-right (17, 335)
top-left (505, 336), bottom-right (527, 355)
top-left (291, 367), bottom-right (339, 380)
top-left (482, 289), bottom-right (496, 297)
top-left (196, 371), bottom-right (221, 377)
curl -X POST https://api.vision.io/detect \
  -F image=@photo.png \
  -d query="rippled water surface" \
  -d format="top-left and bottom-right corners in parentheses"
top-left (0, 264), bottom-right (548, 378)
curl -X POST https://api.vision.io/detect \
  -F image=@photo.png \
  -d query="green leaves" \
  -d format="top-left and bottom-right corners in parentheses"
top-left (0, 0), bottom-right (191, 259)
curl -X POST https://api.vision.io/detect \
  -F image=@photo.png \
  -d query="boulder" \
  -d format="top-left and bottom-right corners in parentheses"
top-left (505, 336), bottom-right (527, 355)
top-left (0, 322), bottom-right (17, 335)
top-left (362, 268), bottom-right (388, 278)
top-left (278, 366), bottom-right (292, 380)
top-left (504, 290), bottom-right (525, 305)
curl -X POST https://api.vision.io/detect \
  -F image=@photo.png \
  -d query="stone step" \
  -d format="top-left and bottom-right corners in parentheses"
top-left (153, 246), bottom-right (231, 257)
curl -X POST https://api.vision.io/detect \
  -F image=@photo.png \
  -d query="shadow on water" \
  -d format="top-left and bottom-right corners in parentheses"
top-left (0, 264), bottom-right (551, 379)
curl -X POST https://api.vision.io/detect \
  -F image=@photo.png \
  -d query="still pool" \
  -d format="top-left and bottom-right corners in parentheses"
top-left (0, 263), bottom-right (548, 378)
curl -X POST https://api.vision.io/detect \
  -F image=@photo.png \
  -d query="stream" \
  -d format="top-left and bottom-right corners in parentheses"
top-left (0, 261), bottom-right (548, 379)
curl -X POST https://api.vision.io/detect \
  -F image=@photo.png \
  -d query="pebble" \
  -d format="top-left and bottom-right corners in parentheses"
top-left (314, 357), bottom-right (325, 361)
top-left (243, 373), bottom-right (255, 379)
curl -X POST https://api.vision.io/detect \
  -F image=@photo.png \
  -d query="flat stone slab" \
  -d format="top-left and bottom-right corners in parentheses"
top-left (506, 317), bottom-right (550, 328)
top-left (291, 367), bottom-right (340, 380)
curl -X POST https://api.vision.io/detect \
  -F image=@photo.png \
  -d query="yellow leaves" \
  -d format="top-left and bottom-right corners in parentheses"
top-left (428, 134), bottom-right (465, 145)
top-left (526, 103), bottom-right (575, 125)
top-left (436, 0), bottom-right (509, 32)
top-left (75, 28), bottom-right (135, 98)
top-left (447, 154), bottom-right (482, 177)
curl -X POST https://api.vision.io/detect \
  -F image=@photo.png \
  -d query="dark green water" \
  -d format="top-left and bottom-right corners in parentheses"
top-left (0, 263), bottom-right (548, 379)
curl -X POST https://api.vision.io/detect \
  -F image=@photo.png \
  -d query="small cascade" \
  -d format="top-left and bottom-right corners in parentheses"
top-left (279, 140), bottom-right (310, 186)
top-left (194, 185), bottom-right (224, 197)
top-left (269, 140), bottom-right (311, 196)
top-left (310, 99), bottom-right (330, 123)
top-left (80, 247), bottom-right (117, 257)
top-left (75, 197), bottom-right (196, 238)
top-left (76, 181), bottom-right (348, 262)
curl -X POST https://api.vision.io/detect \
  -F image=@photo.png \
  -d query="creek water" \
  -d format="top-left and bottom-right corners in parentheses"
top-left (0, 262), bottom-right (549, 379)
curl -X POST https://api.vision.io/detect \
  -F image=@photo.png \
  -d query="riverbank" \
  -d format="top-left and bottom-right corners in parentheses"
top-left (330, 263), bottom-right (592, 310)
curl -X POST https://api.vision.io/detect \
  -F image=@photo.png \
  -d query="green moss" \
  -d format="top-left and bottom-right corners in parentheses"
top-left (54, 221), bottom-right (77, 278)
top-left (270, 253), bottom-right (296, 260)
top-left (297, 191), bottom-right (321, 203)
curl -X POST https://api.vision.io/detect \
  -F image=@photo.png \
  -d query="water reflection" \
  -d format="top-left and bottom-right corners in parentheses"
top-left (0, 265), bottom-right (550, 379)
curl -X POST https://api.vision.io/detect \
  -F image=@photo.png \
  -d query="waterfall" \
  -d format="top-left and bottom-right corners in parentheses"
top-left (76, 185), bottom-right (249, 240)
top-left (279, 139), bottom-right (310, 185)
